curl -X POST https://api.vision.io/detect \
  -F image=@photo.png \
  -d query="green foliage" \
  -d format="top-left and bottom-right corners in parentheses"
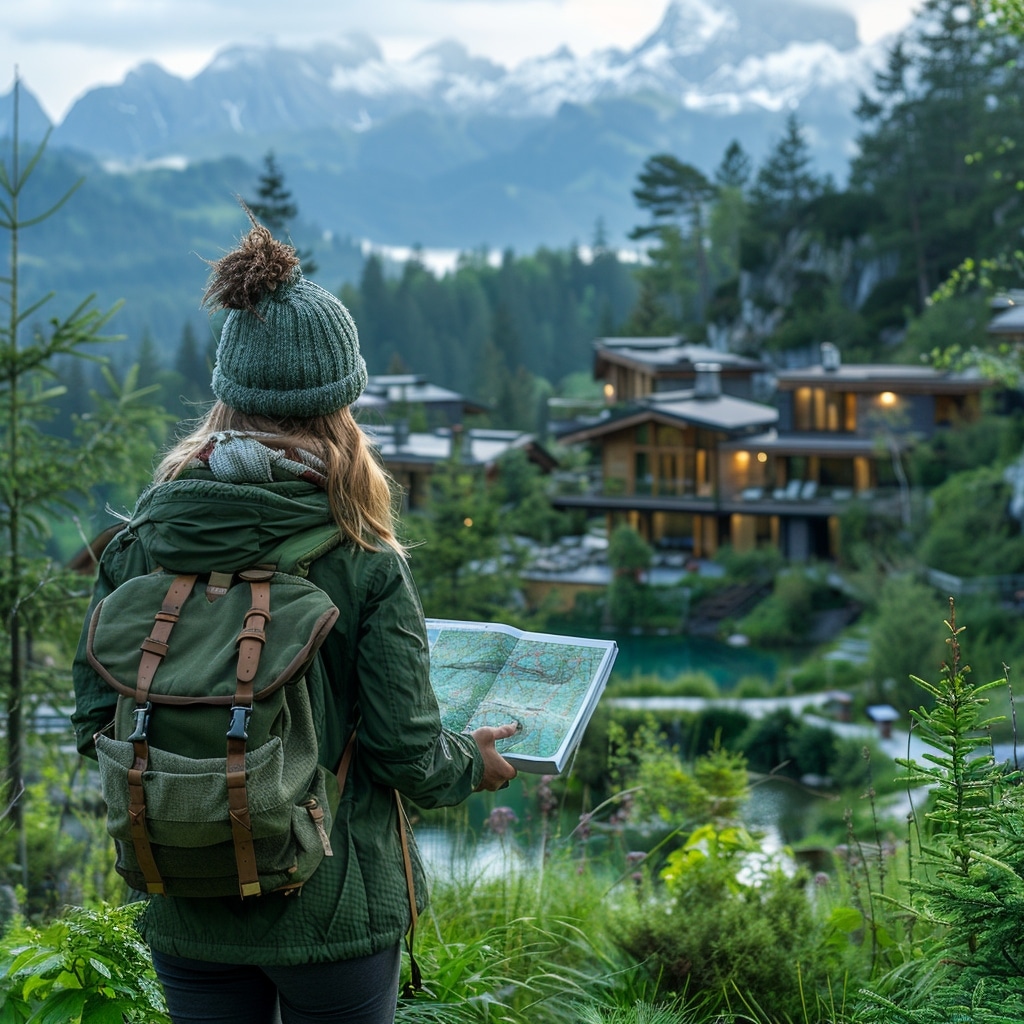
top-left (609, 721), bottom-right (749, 841)
top-left (0, 902), bottom-right (170, 1023)
top-left (861, 604), bottom-right (1024, 1017)
top-left (837, 498), bottom-right (910, 573)
top-left (406, 854), bottom-right (638, 1024)
top-left (896, 293), bottom-right (991, 364)
top-left (572, 998), bottom-right (714, 1024)
top-left (606, 526), bottom-right (655, 631)
top-left (787, 656), bottom-right (863, 696)
top-left (607, 526), bottom-right (653, 577)
top-left (765, 281), bottom-right (870, 356)
top-left (0, 80), bottom-right (169, 854)
top-left (629, 154), bottom-right (717, 326)
top-left (404, 460), bottom-right (520, 621)
top-left (736, 570), bottom-right (822, 647)
top-left (493, 449), bottom-right (571, 544)
top-left (620, 868), bottom-right (832, 1021)
top-left (607, 672), bottom-right (718, 700)
top-left (909, 412), bottom-right (1024, 491)
top-left (867, 575), bottom-right (949, 711)
top-left (0, 751), bottom-right (123, 920)
top-left (713, 543), bottom-right (782, 583)
top-left (917, 465), bottom-right (1024, 576)
top-left (613, 720), bottom-right (837, 1020)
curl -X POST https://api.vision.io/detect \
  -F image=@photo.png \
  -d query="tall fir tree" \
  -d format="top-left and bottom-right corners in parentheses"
top-left (246, 151), bottom-right (317, 277)
top-left (748, 113), bottom-right (824, 237)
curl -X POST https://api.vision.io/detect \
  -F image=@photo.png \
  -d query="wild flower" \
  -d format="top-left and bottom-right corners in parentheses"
top-left (536, 775), bottom-right (559, 819)
top-left (484, 806), bottom-right (518, 836)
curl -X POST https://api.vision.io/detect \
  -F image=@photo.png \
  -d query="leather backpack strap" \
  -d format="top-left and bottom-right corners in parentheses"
top-left (331, 729), bottom-right (421, 992)
top-left (127, 573), bottom-right (197, 897)
top-left (336, 730), bottom-right (358, 793)
top-left (225, 578), bottom-right (271, 898)
top-left (395, 791), bottom-right (422, 995)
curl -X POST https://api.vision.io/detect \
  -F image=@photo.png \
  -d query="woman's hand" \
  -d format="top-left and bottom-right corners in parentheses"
top-left (471, 723), bottom-right (519, 791)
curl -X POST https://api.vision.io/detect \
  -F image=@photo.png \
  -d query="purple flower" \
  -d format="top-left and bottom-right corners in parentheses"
top-left (625, 851), bottom-right (647, 868)
top-left (536, 776), bottom-right (558, 818)
top-left (484, 806), bottom-right (518, 836)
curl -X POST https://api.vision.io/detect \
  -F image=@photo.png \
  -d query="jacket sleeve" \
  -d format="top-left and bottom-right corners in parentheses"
top-left (352, 549), bottom-right (483, 807)
top-left (70, 529), bottom-right (149, 759)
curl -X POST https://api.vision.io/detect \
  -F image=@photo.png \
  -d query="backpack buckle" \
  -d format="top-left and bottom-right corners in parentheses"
top-left (127, 702), bottom-right (152, 742)
top-left (227, 706), bottom-right (251, 741)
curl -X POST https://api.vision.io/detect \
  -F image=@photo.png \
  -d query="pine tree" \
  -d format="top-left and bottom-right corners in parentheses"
top-left (0, 77), bottom-right (167, 858)
top-left (630, 154), bottom-right (718, 323)
top-left (748, 113), bottom-right (824, 236)
top-left (174, 322), bottom-right (209, 402)
top-left (851, 0), bottom-right (1021, 309)
top-left (709, 140), bottom-right (752, 291)
top-left (246, 151), bottom-right (317, 277)
top-left (866, 604), bottom-right (1024, 1016)
top-left (714, 139), bottom-right (752, 190)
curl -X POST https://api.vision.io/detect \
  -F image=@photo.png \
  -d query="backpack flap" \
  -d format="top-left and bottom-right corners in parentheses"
top-left (87, 569), bottom-right (338, 710)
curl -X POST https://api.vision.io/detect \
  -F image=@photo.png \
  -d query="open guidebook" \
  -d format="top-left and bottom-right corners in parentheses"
top-left (425, 619), bottom-right (618, 775)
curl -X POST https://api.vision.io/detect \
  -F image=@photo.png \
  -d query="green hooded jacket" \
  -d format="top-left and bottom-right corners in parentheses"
top-left (71, 471), bottom-right (483, 965)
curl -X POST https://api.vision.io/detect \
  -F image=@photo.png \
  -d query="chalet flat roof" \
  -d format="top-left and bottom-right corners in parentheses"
top-left (775, 363), bottom-right (991, 393)
top-left (363, 424), bottom-right (554, 468)
top-left (357, 377), bottom-right (488, 413)
top-left (594, 338), bottom-right (768, 373)
top-left (987, 304), bottom-right (1024, 336)
top-left (558, 389), bottom-right (778, 443)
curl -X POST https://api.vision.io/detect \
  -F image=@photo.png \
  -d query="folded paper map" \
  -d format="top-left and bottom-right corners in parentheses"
top-left (425, 619), bottom-right (618, 774)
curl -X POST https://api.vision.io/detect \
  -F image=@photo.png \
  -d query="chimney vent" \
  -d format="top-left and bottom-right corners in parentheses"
top-left (694, 362), bottom-right (722, 399)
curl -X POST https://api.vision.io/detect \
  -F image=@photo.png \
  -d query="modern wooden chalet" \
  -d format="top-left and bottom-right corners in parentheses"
top-left (554, 340), bottom-right (994, 561)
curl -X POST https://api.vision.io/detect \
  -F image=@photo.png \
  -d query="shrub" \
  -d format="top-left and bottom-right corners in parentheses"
top-left (737, 571), bottom-right (820, 647)
top-left (0, 903), bottom-right (170, 1023)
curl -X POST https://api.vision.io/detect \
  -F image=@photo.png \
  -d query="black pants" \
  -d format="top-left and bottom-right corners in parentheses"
top-left (151, 944), bottom-right (402, 1024)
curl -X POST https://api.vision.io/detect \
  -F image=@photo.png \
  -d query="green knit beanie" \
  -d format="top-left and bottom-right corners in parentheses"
top-left (205, 221), bottom-right (367, 418)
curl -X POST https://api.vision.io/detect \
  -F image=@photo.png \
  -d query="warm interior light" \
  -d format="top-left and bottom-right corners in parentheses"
top-left (603, 383), bottom-right (615, 400)
top-left (879, 391), bottom-right (897, 407)
top-left (756, 451), bottom-right (768, 463)
top-left (735, 451), bottom-right (750, 467)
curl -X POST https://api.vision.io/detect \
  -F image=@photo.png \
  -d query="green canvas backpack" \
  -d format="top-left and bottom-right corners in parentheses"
top-left (85, 531), bottom-right (347, 899)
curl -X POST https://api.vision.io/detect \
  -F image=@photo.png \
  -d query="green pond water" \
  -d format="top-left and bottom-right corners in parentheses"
top-left (607, 633), bottom-right (782, 689)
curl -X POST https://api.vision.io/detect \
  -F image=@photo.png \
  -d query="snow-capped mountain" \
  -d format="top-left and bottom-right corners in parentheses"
top-left (11, 0), bottom-right (888, 249)
top-left (50, 0), bottom-right (876, 158)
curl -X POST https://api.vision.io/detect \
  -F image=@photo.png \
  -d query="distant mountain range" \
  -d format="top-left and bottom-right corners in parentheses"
top-left (8, 0), bottom-right (884, 254)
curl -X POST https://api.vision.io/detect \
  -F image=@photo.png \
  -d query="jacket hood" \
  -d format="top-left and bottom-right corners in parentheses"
top-left (128, 475), bottom-right (336, 573)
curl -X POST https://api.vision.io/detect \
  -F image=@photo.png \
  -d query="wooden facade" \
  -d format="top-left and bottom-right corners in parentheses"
top-left (555, 348), bottom-right (996, 562)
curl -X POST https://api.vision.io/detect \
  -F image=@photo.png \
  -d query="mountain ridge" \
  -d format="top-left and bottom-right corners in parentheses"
top-left (3, 0), bottom-right (886, 253)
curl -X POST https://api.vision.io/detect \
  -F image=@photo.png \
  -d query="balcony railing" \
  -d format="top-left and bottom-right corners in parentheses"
top-left (551, 472), bottom-right (894, 509)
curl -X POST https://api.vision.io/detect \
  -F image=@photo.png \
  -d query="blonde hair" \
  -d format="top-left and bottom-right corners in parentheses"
top-left (154, 402), bottom-right (404, 555)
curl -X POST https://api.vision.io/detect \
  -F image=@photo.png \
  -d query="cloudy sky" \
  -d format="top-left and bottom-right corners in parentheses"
top-left (4, 0), bottom-right (921, 124)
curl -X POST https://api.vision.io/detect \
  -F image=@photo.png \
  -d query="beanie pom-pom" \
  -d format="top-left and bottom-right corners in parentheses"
top-left (203, 205), bottom-right (300, 314)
